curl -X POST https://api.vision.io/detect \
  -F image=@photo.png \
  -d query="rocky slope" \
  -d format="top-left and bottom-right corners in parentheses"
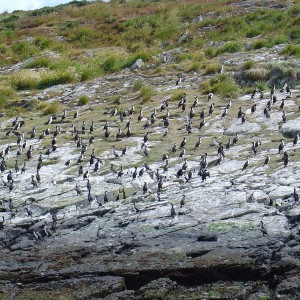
top-left (0, 2), bottom-right (300, 300)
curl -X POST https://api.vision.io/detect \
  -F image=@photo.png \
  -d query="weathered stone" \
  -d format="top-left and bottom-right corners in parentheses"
top-left (280, 118), bottom-right (300, 138)
top-left (224, 121), bottom-right (261, 136)
top-left (251, 190), bottom-right (271, 205)
top-left (130, 59), bottom-right (144, 70)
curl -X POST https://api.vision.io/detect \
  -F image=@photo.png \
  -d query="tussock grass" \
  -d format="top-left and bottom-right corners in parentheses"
top-left (243, 60), bottom-right (255, 70)
top-left (202, 74), bottom-right (240, 98)
top-left (204, 62), bottom-right (222, 75)
top-left (0, 85), bottom-right (18, 109)
top-left (42, 100), bottom-right (61, 115)
top-left (140, 86), bottom-right (153, 103)
top-left (244, 68), bottom-right (269, 81)
top-left (10, 70), bottom-right (40, 90)
top-left (281, 45), bottom-right (300, 58)
top-left (77, 95), bottom-right (91, 106)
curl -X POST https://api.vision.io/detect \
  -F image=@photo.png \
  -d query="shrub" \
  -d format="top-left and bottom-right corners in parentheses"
top-left (268, 62), bottom-right (297, 80)
top-left (202, 74), bottom-right (240, 98)
top-left (77, 94), bottom-right (90, 106)
top-left (257, 81), bottom-right (267, 91)
top-left (10, 70), bottom-right (39, 90)
top-left (0, 85), bottom-right (17, 108)
top-left (281, 45), bottom-right (300, 58)
top-left (204, 48), bottom-right (216, 59)
top-left (42, 100), bottom-right (61, 115)
top-left (251, 39), bottom-right (270, 50)
top-left (204, 62), bottom-right (222, 75)
top-left (24, 56), bottom-right (51, 69)
top-left (133, 80), bottom-right (144, 92)
top-left (37, 69), bottom-right (76, 89)
top-left (37, 102), bottom-right (48, 111)
top-left (243, 60), bottom-right (255, 70)
top-left (170, 91), bottom-right (186, 101)
top-left (23, 99), bottom-right (41, 110)
top-left (218, 42), bottom-right (242, 54)
top-left (102, 56), bottom-right (120, 73)
top-left (187, 62), bottom-right (200, 72)
top-left (140, 86), bottom-right (153, 102)
top-left (244, 68), bottom-right (269, 81)
top-left (11, 41), bottom-right (37, 58)
top-left (34, 37), bottom-right (53, 49)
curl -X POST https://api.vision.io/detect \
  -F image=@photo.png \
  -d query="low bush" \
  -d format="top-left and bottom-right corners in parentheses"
top-left (24, 56), bottom-right (51, 69)
top-left (77, 94), bottom-right (90, 106)
top-left (42, 100), bottom-right (61, 115)
top-left (244, 68), bottom-right (269, 81)
top-left (140, 86), bottom-right (153, 103)
top-left (0, 85), bottom-right (17, 108)
top-left (281, 45), bottom-right (300, 58)
top-left (10, 70), bottom-right (40, 90)
top-left (204, 62), bottom-right (222, 75)
top-left (202, 74), bottom-right (240, 98)
top-left (37, 69), bottom-right (76, 89)
top-left (242, 60), bottom-right (255, 70)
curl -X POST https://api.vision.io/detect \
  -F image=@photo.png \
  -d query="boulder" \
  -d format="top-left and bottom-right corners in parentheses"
top-left (130, 59), bottom-right (144, 70)
top-left (280, 118), bottom-right (300, 138)
top-left (251, 190), bottom-right (271, 205)
top-left (224, 121), bottom-right (261, 136)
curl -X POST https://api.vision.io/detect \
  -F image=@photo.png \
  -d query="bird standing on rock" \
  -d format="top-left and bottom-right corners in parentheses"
top-left (242, 158), bottom-right (249, 171)
top-left (259, 221), bottom-right (268, 236)
top-left (170, 204), bottom-right (176, 218)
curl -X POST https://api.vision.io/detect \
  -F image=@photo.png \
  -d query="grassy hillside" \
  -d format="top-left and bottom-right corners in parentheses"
top-left (0, 0), bottom-right (299, 113)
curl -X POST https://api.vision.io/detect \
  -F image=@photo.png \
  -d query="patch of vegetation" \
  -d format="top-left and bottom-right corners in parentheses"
top-left (281, 45), bottom-right (300, 58)
top-left (257, 80), bottom-right (267, 91)
top-left (42, 100), bottom-right (61, 115)
top-left (77, 94), bottom-right (90, 106)
top-left (10, 70), bottom-right (40, 90)
top-left (0, 85), bottom-right (18, 109)
top-left (202, 74), bottom-right (240, 98)
top-left (268, 62), bottom-right (298, 80)
top-left (244, 68), bottom-right (269, 81)
top-left (133, 79), bottom-right (145, 92)
top-left (37, 69), bottom-right (77, 89)
top-left (24, 56), bottom-right (51, 69)
top-left (243, 60), bottom-right (255, 70)
top-left (204, 62), bottom-right (222, 75)
top-left (140, 85), bottom-right (153, 103)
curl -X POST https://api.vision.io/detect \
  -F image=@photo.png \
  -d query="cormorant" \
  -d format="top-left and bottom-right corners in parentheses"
top-left (194, 137), bottom-right (202, 149)
top-left (264, 155), bottom-right (270, 166)
top-left (278, 139), bottom-right (284, 154)
top-left (259, 221), bottom-right (268, 236)
top-left (143, 182), bottom-right (148, 194)
top-left (242, 158), bottom-right (249, 171)
top-left (251, 104), bottom-right (256, 114)
top-left (171, 204), bottom-right (176, 218)
top-left (104, 191), bottom-right (108, 203)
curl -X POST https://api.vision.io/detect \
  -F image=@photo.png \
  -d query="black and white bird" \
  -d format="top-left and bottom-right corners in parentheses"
top-left (242, 158), bottom-right (249, 171)
top-left (278, 139), bottom-right (284, 154)
top-left (170, 204), bottom-right (176, 218)
top-left (292, 134), bottom-right (299, 146)
top-left (259, 221), bottom-right (268, 236)
top-left (264, 155), bottom-right (270, 166)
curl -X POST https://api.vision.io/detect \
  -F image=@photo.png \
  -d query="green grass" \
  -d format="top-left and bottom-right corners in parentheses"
top-left (281, 45), bottom-right (300, 58)
top-left (37, 70), bottom-right (76, 89)
top-left (77, 95), bottom-right (90, 106)
top-left (42, 100), bottom-right (61, 115)
top-left (202, 74), bottom-right (240, 98)
top-left (243, 68), bottom-right (269, 81)
top-left (0, 85), bottom-right (18, 109)
top-left (140, 86), bottom-right (153, 103)
top-left (243, 60), bottom-right (255, 70)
